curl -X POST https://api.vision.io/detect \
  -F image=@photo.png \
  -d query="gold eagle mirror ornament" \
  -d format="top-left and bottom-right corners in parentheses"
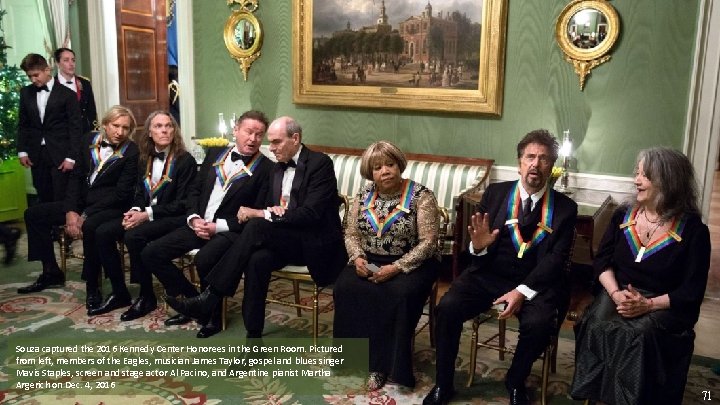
top-left (556, 0), bottom-right (619, 90)
top-left (224, 0), bottom-right (262, 81)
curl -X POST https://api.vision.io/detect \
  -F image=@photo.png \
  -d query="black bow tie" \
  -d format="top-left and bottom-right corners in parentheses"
top-left (66, 81), bottom-right (73, 85)
top-left (230, 151), bottom-right (252, 165)
top-left (278, 160), bottom-right (297, 171)
top-left (151, 150), bottom-right (166, 161)
top-left (35, 84), bottom-right (49, 93)
top-left (100, 140), bottom-right (119, 150)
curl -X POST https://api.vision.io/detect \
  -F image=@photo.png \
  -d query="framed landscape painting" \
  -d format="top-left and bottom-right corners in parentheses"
top-left (292, 0), bottom-right (508, 115)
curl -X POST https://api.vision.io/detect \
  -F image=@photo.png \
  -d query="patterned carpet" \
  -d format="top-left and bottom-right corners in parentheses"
top-left (0, 235), bottom-right (717, 404)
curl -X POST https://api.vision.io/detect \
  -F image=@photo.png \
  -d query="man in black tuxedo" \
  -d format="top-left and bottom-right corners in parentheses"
top-left (53, 48), bottom-right (98, 135)
top-left (166, 116), bottom-right (348, 340)
top-left (423, 130), bottom-right (578, 405)
top-left (88, 111), bottom-right (197, 318)
top-left (17, 106), bottom-right (139, 296)
top-left (142, 110), bottom-right (273, 336)
top-left (18, 53), bottom-right (82, 203)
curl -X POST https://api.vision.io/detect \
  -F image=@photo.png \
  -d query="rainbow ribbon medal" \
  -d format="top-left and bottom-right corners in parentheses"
top-left (142, 154), bottom-right (176, 199)
top-left (213, 148), bottom-right (261, 190)
top-left (620, 206), bottom-right (685, 262)
top-left (504, 181), bottom-right (554, 258)
top-left (89, 132), bottom-right (130, 173)
top-left (362, 179), bottom-right (415, 237)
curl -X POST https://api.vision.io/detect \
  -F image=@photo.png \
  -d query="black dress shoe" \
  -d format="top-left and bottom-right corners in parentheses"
top-left (196, 325), bottom-right (221, 338)
top-left (196, 304), bottom-right (222, 338)
top-left (165, 289), bottom-right (218, 324)
top-left (507, 386), bottom-right (530, 405)
top-left (164, 313), bottom-right (192, 326)
top-left (422, 385), bottom-right (455, 405)
top-left (86, 289), bottom-right (103, 309)
top-left (120, 296), bottom-right (158, 321)
top-left (3, 227), bottom-right (21, 265)
top-left (17, 272), bottom-right (65, 294)
top-left (87, 294), bottom-right (131, 316)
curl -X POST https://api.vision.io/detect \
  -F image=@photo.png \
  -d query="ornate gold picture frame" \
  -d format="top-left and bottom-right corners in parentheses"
top-left (292, 0), bottom-right (508, 115)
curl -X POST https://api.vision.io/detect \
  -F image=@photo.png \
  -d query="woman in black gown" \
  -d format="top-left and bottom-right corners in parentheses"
top-left (571, 147), bottom-right (710, 404)
top-left (333, 141), bottom-right (440, 391)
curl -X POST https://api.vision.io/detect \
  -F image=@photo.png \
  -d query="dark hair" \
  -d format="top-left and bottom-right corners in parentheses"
top-left (516, 129), bottom-right (559, 164)
top-left (236, 110), bottom-right (269, 131)
top-left (359, 141), bottom-right (407, 180)
top-left (138, 110), bottom-right (186, 159)
top-left (53, 47), bottom-right (75, 63)
top-left (20, 53), bottom-right (49, 72)
top-left (634, 147), bottom-right (699, 221)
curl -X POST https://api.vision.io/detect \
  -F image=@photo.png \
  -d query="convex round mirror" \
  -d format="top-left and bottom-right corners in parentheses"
top-left (556, 0), bottom-right (619, 90)
top-left (224, 5), bottom-right (263, 81)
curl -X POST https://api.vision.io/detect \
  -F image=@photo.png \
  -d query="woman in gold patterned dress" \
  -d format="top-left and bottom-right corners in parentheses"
top-left (333, 141), bottom-right (441, 391)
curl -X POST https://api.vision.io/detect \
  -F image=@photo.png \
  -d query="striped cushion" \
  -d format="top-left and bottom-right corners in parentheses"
top-left (402, 161), bottom-right (488, 222)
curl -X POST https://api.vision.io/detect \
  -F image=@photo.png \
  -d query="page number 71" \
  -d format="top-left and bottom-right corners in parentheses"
top-left (703, 390), bottom-right (712, 401)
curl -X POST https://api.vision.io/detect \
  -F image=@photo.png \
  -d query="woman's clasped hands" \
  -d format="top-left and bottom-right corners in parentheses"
top-left (354, 257), bottom-right (400, 284)
top-left (612, 284), bottom-right (653, 318)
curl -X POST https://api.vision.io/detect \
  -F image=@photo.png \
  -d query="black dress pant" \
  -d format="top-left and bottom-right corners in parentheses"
top-left (31, 147), bottom-right (69, 203)
top-left (204, 218), bottom-right (304, 337)
top-left (25, 201), bottom-right (66, 268)
top-left (142, 225), bottom-right (236, 298)
top-left (95, 216), bottom-right (186, 297)
top-left (434, 266), bottom-right (557, 389)
top-left (125, 217), bottom-right (187, 295)
top-left (79, 209), bottom-right (125, 290)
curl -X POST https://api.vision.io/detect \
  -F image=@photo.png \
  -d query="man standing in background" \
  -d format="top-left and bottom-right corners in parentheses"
top-left (54, 47), bottom-right (97, 135)
top-left (18, 53), bottom-right (82, 203)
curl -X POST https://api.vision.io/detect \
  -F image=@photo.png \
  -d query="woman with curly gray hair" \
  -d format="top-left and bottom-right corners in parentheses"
top-left (571, 147), bottom-right (710, 404)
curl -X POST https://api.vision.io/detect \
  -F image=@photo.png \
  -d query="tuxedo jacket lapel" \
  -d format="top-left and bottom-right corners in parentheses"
top-left (288, 149), bottom-right (309, 209)
top-left (25, 88), bottom-right (41, 126)
top-left (272, 166), bottom-right (283, 206)
top-left (221, 174), bottom-right (251, 206)
top-left (197, 166), bottom-right (218, 214)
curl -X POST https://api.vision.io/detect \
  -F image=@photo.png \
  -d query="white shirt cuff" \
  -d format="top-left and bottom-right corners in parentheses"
top-left (468, 242), bottom-right (488, 256)
top-left (516, 284), bottom-right (538, 300)
top-left (264, 209), bottom-right (272, 221)
top-left (215, 219), bottom-right (229, 233)
top-left (187, 214), bottom-right (201, 228)
top-left (18, 152), bottom-right (28, 158)
top-left (64, 158), bottom-right (75, 164)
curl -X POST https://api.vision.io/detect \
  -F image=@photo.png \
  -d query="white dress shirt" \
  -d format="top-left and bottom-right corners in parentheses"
top-left (187, 147), bottom-right (250, 232)
top-left (264, 146), bottom-right (302, 221)
top-left (89, 142), bottom-right (115, 185)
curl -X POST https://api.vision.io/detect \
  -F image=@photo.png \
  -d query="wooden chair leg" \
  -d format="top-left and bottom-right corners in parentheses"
top-left (59, 231), bottom-right (67, 274)
top-left (551, 334), bottom-right (559, 373)
top-left (498, 318), bottom-right (506, 361)
top-left (222, 297), bottom-right (227, 330)
top-left (466, 317), bottom-right (480, 387)
top-left (293, 280), bottom-right (302, 317)
top-left (540, 343), bottom-right (553, 405)
top-left (428, 283), bottom-right (437, 348)
top-left (312, 284), bottom-right (319, 344)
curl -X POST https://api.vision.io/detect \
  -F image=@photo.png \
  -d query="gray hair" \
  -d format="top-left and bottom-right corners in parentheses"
top-left (634, 147), bottom-right (699, 221)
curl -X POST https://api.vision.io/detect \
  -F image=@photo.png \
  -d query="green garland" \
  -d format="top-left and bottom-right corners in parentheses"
top-left (0, 9), bottom-right (29, 160)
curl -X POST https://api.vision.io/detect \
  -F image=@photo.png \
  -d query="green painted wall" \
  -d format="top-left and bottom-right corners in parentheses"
top-left (194, 0), bottom-right (699, 176)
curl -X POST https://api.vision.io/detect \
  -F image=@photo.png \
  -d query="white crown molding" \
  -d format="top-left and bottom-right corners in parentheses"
top-left (491, 165), bottom-right (635, 206)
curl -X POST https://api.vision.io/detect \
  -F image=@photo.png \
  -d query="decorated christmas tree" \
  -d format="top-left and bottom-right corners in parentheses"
top-left (0, 9), bottom-right (29, 160)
